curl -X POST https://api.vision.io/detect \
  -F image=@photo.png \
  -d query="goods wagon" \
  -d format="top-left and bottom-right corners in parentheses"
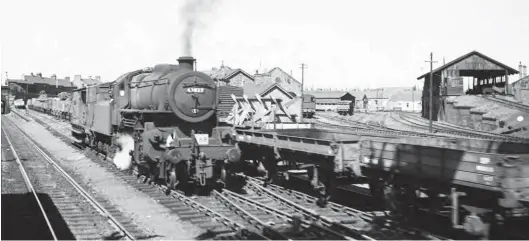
top-left (302, 94), bottom-right (316, 118)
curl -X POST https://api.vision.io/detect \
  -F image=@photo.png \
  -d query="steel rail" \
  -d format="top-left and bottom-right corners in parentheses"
top-left (2, 128), bottom-right (58, 240)
top-left (6, 118), bottom-right (137, 241)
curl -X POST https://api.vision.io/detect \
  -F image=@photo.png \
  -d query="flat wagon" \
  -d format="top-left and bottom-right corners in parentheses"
top-left (233, 126), bottom-right (529, 238)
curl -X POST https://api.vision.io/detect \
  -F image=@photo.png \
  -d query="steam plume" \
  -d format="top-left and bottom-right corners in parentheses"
top-left (180, 0), bottom-right (220, 56)
top-left (113, 134), bottom-right (135, 171)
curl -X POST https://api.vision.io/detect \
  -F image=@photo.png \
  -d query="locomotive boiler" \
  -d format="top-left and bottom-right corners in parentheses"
top-left (71, 56), bottom-right (243, 193)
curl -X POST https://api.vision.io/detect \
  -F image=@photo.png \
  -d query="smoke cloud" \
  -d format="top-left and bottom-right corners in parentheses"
top-left (180, 0), bottom-right (220, 56)
top-left (113, 134), bottom-right (135, 171)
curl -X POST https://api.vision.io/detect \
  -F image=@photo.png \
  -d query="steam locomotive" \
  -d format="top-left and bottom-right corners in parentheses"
top-left (70, 56), bottom-right (243, 193)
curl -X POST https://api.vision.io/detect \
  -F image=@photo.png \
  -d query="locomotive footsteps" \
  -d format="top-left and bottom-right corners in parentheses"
top-left (113, 134), bottom-right (134, 171)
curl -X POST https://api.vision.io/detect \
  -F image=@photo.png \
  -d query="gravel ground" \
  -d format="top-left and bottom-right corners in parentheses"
top-left (5, 113), bottom-right (203, 240)
top-left (1, 129), bottom-right (25, 193)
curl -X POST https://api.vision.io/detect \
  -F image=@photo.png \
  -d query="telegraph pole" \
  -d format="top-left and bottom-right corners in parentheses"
top-left (300, 63), bottom-right (307, 123)
top-left (425, 53), bottom-right (438, 133)
top-left (6, 72), bottom-right (10, 104)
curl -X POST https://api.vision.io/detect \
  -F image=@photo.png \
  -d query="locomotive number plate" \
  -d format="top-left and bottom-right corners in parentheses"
top-left (186, 88), bottom-right (205, 94)
top-left (195, 134), bottom-right (209, 145)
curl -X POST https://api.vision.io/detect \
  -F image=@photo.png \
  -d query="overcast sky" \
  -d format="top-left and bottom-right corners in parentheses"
top-left (1, 0), bottom-right (528, 89)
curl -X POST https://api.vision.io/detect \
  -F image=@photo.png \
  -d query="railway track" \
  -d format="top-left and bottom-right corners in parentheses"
top-left (318, 111), bottom-right (529, 142)
top-left (1, 116), bottom-right (144, 240)
top-left (136, 173), bottom-right (356, 240)
top-left (396, 112), bottom-right (529, 142)
top-left (315, 115), bottom-right (446, 139)
top-left (246, 177), bottom-right (450, 240)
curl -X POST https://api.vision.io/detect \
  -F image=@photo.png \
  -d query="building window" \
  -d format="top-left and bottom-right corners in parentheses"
top-left (406, 103), bottom-right (409, 107)
top-left (375, 100), bottom-right (378, 105)
top-left (275, 77), bottom-right (281, 83)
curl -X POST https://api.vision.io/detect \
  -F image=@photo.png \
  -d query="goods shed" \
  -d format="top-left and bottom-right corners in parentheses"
top-left (417, 50), bottom-right (519, 121)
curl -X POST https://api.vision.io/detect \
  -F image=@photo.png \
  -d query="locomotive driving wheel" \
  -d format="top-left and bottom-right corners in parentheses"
top-left (134, 140), bottom-right (144, 176)
top-left (216, 166), bottom-right (227, 192)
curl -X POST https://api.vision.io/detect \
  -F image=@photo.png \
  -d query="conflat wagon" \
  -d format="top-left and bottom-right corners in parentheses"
top-left (232, 126), bottom-right (529, 238)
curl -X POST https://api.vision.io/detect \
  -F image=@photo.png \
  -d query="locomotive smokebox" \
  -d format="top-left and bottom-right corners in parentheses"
top-left (177, 56), bottom-right (196, 71)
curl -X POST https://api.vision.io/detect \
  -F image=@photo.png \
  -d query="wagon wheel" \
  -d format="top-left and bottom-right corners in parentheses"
top-left (104, 143), bottom-right (110, 158)
top-left (217, 167), bottom-right (227, 191)
top-left (97, 141), bottom-right (103, 153)
top-left (368, 178), bottom-right (385, 203)
top-left (167, 166), bottom-right (178, 191)
top-left (383, 179), bottom-right (417, 221)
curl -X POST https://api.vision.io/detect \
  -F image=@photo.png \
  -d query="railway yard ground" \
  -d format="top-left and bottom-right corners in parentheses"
top-left (2, 107), bottom-right (529, 240)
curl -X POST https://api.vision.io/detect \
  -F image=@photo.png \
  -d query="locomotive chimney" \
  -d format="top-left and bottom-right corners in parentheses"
top-left (177, 56), bottom-right (196, 71)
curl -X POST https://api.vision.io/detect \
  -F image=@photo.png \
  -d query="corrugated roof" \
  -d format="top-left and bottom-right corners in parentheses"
top-left (417, 50), bottom-right (519, 80)
top-left (388, 90), bottom-right (422, 102)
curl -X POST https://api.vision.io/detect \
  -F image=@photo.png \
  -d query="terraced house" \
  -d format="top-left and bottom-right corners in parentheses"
top-left (7, 73), bottom-right (75, 100)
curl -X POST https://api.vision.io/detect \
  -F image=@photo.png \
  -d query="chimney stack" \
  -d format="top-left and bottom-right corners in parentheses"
top-left (95, 76), bottom-right (101, 82)
top-left (518, 61), bottom-right (524, 79)
top-left (524, 65), bottom-right (527, 77)
top-left (177, 56), bottom-right (196, 71)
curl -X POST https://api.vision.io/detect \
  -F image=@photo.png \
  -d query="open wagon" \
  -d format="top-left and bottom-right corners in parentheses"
top-left (359, 137), bottom-right (529, 238)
